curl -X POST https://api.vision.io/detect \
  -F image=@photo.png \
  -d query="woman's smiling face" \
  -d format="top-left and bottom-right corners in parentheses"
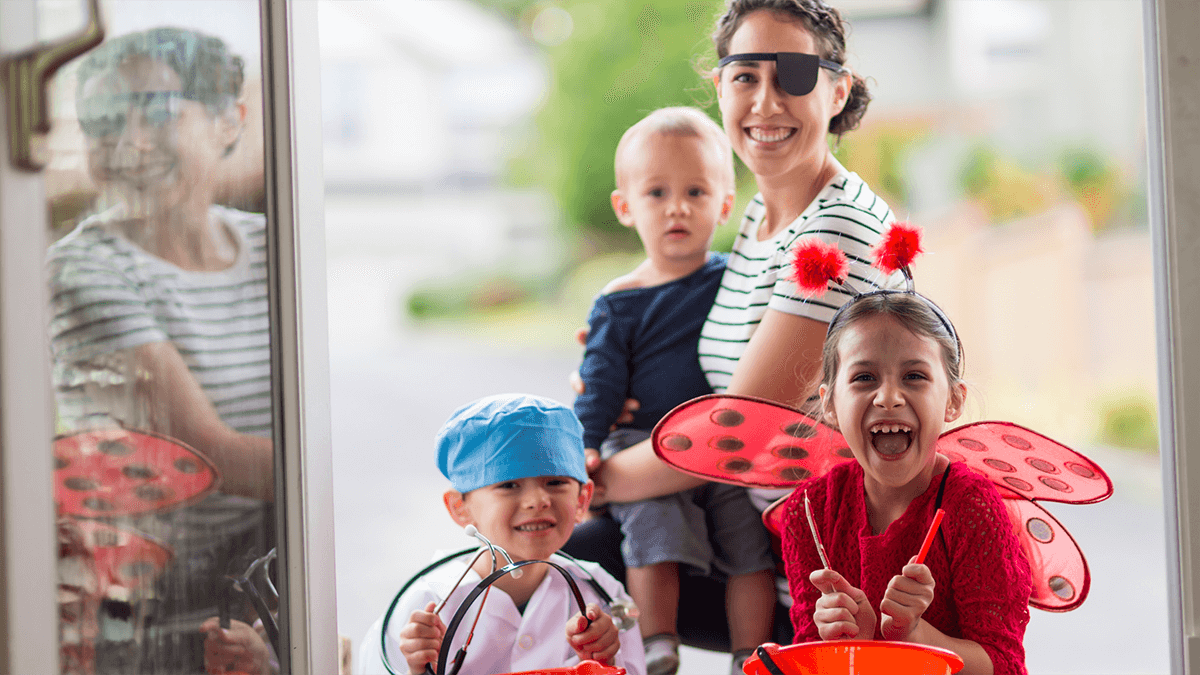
top-left (80, 56), bottom-right (238, 215)
top-left (716, 9), bottom-right (850, 185)
top-left (820, 313), bottom-right (965, 503)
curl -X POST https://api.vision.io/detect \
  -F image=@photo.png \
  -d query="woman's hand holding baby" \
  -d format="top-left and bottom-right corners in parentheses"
top-left (809, 569), bottom-right (877, 640)
top-left (565, 603), bottom-right (619, 664)
top-left (400, 601), bottom-right (446, 675)
top-left (879, 557), bottom-right (936, 641)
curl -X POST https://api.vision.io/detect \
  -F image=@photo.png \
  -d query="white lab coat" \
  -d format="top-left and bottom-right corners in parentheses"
top-left (356, 553), bottom-right (645, 675)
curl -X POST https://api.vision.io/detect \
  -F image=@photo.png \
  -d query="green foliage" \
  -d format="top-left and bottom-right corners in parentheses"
top-left (1057, 146), bottom-right (1129, 231)
top-left (479, 0), bottom-right (727, 246)
top-left (832, 120), bottom-right (930, 211)
top-left (407, 273), bottom-right (547, 319)
top-left (957, 143), bottom-right (1055, 223)
top-left (1097, 393), bottom-right (1159, 452)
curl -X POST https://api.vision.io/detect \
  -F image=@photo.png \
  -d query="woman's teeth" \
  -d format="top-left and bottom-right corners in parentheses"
top-left (748, 127), bottom-right (795, 143)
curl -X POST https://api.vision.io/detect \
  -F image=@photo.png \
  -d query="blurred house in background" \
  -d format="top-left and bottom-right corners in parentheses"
top-left (839, 0), bottom-right (1153, 443)
top-left (316, 0), bottom-right (1154, 443)
top-left (319, 0), bottom-right (561, 345)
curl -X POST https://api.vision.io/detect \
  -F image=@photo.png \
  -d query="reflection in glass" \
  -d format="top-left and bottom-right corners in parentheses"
top-left (43, 16), bottom-right (276, 675)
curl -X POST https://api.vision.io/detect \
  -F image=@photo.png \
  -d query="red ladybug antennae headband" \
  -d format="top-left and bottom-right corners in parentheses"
top-left (791, 222), bottom-right (961, 359)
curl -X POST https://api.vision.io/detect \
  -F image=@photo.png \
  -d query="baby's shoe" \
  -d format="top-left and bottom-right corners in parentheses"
top-left (730, 648), bottom-right (755, 675)
top-left (643, 633), bottom-right (680, 675)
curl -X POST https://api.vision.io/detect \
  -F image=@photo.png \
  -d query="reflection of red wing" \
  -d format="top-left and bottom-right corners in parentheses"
top-left (651, 394), bottom-right (852, 488)
top-left (996, 485), bottom-right (1091, 612)
top-left (54, 427), bottom-right (221, 518)
top-left (937, 422), bottom-right (1112, 504)
top-left (71, 519), bottom-right (174, 590)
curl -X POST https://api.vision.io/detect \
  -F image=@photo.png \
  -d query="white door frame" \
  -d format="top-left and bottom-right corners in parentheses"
top-left (260, 1), bottom-right (338, 672)
top-left (0, 1), bottom-right (337, 672)
top-left (0, 1), bottom-right (60, 671)
top-left (1146, 0), bottom-right (1200, 673)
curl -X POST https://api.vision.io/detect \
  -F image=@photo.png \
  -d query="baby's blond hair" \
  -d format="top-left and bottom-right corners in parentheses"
top-left (614, 107), bottom-right (734, 192)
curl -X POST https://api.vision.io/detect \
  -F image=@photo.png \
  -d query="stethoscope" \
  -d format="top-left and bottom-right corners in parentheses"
top-left (379, 526), bottom-right (639, 675)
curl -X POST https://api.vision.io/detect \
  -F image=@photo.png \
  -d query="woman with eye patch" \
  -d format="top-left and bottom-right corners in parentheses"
top-left (47, 27), bottom-right (274, 673)
top-left (566, 0), bottom-right (904, 663)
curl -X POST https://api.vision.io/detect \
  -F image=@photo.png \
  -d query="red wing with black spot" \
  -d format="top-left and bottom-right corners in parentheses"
top-left (651, 394), bottom-right (853, 487)
top-left (54, 427), bottom-right (221, 518)
top-left (650, 394), bottom-right (1112, 612)
top-left (996, 485), bottom-right (1091, 611)
top-left (937, 421), bottom-right (1112, 504)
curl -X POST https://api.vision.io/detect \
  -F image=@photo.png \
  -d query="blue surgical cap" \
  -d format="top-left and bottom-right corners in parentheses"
top-left (436, 394), bottom-right (588, 494)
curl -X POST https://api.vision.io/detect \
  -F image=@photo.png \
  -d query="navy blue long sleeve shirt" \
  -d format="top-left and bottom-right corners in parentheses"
top-left (574, 255), bottom-right (726, 450)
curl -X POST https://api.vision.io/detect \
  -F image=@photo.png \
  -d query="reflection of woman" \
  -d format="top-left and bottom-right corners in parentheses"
top-left (568, 0), bottom-right (900, 652)
top-left (46, 27), bottom-right (273, 672)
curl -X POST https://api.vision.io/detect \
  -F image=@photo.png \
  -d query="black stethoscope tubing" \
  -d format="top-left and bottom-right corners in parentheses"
top-left (435, 558), bottom-right (592, 675)
top-left (379, 547), bottom-right (615, 675)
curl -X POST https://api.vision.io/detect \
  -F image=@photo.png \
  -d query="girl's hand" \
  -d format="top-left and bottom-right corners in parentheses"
top-left (879, 557), bottom-right (936, 641)
top-left (200, 617), bottom-right (270, 675)
top-left (809, 568), bottom-right (877, 640)
top-left (399, 602), bottom-right (446, 675)
top-left (566, 603), bottom-right (619, 664)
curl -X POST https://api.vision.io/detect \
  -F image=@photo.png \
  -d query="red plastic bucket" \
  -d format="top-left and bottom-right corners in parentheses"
top-left (500, 660), bottom-right (625, 675)
top-left (743, 641), bottom-right (964, 675)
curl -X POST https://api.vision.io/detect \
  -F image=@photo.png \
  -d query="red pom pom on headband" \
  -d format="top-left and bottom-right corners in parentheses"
top-left (873, 221), bottom-right (923, 275)
top-left (791, 238), bottom-right (849, 296)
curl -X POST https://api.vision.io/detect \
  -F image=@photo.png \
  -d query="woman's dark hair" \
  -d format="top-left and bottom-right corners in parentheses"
top-left (75, 26), bottom-right (245, 114)
top-left (712, 0), bottom-right (870, 137)
top-left (820, 292), bottom-right (965, 396)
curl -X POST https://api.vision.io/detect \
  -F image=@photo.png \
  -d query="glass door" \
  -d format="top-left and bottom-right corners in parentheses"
top-left (0, 0), bottom-right (335, 673)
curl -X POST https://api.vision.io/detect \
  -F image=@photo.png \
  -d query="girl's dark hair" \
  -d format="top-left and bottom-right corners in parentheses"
top-left (75, 27), bottom-right (245, 114)
top-left (820, 293), bottom-right (965, 395)
top-left (712, 0), bottom-right (870, 137)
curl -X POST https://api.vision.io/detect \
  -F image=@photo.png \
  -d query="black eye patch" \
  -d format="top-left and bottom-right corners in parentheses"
top-left (718, 52), bottom-right (846, 97)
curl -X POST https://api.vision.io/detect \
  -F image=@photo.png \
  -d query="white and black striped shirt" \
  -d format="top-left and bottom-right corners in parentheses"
top-left (699, 171), bottom-right (901, 392)
top-left (48, 205), bottom-right (272, 437)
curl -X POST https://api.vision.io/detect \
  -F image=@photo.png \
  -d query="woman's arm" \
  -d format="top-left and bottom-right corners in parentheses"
top-left (597, 309), bottom-right (827, 503)
top-left (133, 341), bottom-right (274, 501)
top-left (71, 341), bottom-right (277, 501)
top-left (724, 309), bottom-right (827, 406)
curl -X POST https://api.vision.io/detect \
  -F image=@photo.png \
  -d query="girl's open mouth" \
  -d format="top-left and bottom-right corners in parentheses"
top-left (870, 423), bottom-right (912, 458)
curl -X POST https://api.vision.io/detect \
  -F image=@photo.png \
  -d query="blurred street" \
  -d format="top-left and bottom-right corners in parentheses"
top-left (328, 303), bottom-right (1170, 675)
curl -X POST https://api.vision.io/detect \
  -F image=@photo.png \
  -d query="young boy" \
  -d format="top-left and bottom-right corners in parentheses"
top-left (573, 107), bottom-right (776, 675)
top-left (357, 394), bottom-right (645, 675)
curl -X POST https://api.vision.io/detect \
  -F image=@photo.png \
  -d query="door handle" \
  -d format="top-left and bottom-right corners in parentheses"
top-left (1, 0), bottom-right (103, 172)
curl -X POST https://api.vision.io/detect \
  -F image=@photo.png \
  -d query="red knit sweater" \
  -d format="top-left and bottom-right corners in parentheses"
top-left (780, 461), bottom-right (1032, 675)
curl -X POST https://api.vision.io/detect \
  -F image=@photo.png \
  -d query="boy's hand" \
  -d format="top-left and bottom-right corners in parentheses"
top-left (565, 603), bottom-right (619, 664)
top-left (200, 617), bottom-right (270, 675)
top-left (399, 602), bottom-right (446, 675)
top-left (879, 557), bottom-right (935, 641)
top-left (810, 568), bottom-right (877, 641)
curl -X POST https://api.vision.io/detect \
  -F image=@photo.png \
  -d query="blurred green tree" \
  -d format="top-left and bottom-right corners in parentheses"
top-left (478, 0), bottom-right (728, 250)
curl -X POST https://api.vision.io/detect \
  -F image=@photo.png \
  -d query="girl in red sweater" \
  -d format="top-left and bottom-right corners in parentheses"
top-left (779, 289), bottom-right (1032, 675)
